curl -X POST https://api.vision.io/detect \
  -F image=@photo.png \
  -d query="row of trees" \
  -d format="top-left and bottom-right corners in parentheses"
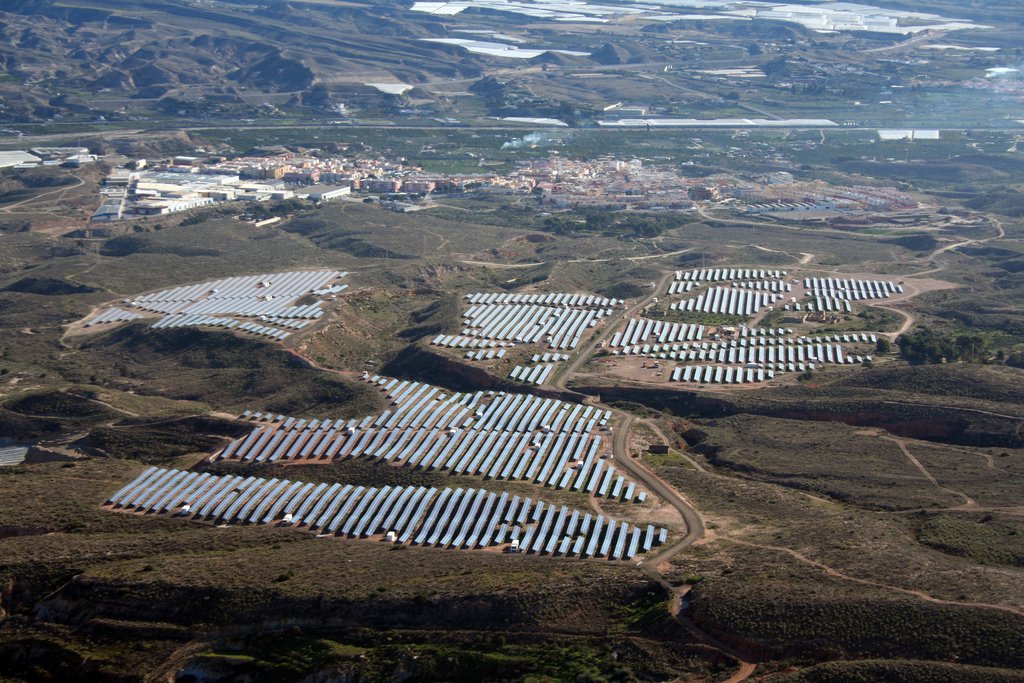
top-left (897, 328), bottom-right (991, 364)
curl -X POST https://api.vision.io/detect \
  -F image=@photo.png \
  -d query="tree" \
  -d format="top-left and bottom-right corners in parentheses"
top-left (875, 337), bottom-right (892, 354)
top-left (897, 328), bottom-right (989, 364)
top-left (954, 334), bottom-right (987, 362)
top-left (897, 329), bottom-right (954, 364)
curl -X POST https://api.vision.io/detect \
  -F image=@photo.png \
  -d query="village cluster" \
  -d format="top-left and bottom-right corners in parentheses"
top-left (89, 149), bottom-right (922, 221)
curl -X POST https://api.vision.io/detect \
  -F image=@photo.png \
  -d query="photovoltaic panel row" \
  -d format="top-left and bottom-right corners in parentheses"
top-left (431, 335), bottom-right (511, 349)
top-left (626, 341), bottom-right (862, 365)
top-left (669, 286), bottom-right (784, 316)
top-left (218, 377), bottom-right (641, 502)
top-left (220, 422), bottom-right (631, 500)
top-left (670, 365), bottom-right (774, 384)
top-left (807, 296), bottom-right (853, 313)
top-left (508, 363), bottom-right (554, 385)
top-left (440, 292), bottom-right (623, 354)
top-left (676, 268), bottom-right (785, 282)
top-left (802, 277), bottom-right (900, 300)
top-left (667, 281), bottom-right (698, 295)
top-left (461, 304), bottom-right (612, 350)
top-left (128, 270), bottom-right (345, 309)
top-left (84, 307), bottom-right (144, 327)
top-left (694, 332), bottom-right (873, 346)
top-left (610, 318), bottom-right (704, 347)
top-left (466, 348), bottom-right (507, 361)
top-left (465, 292), bottom-right (621, 307)
top-left (83, 270), bottom-right (349, 340)
top-left (106, 467), bottom-right (666, 561)
top-left (371, 377), bottom-right (613, 433)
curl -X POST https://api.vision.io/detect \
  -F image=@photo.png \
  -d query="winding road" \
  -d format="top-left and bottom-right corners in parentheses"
top-left (548, 269), bottom-right (708, 558)
top-left (541, 271), bottom-right (751, 677)
top-left (614, 414), bottom-right (706, 561)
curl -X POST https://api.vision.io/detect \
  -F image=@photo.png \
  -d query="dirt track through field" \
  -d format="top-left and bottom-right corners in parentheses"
top-left (878, 433), bottom-right (975, 507)
top-left (727, 538), bottom-right (1024, 616)
top-left (0, 173), bottom-right (84, 213)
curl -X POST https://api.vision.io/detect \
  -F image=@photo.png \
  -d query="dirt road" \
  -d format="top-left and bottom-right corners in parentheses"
top-left (878, 433), bottom-right (975, 507)
top-left (728, 538), bottom-right (1024, 617)
top-left (551, 270), bottom-right (674, 392)
top-left (543, 273), bottom-right (754, 679)
top-left (0, 173), bottom-right (84, 213)
top-left (552, 304), bottom-right (708, 556)
top-left (613, 414), bottom-right (706, 559)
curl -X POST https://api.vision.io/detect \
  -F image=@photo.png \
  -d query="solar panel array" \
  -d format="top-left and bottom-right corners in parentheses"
top-left (465, 348), bottom-right (507, 361)
top-left (216, 377), bottom-right (644, 503)
top-left (431, 335), bottom-right (510, 350)
top-left (677, 268), bottom-right (786, 283)
top-left (663, 269), bottom-right (796, 317)
top-left (600, 267), bottom-right (897, 387)
top-left (0, 445), bottom-right (28, 467)
top-left (626, 333), bottom-right (874, 364)
top-left (671, 366), bottom-right (774, 384)
top-left (509, 363), bottom-right (554, 385)
top-left (801, 278), bottom-right (901, 313)
top-left (84, 306), bottom-right (145, 327)
top-left (803, 277), bottom-right (900, 300)
top-left (806, 297), bottom-right (853, 313)
top-left (667, 332), bottom-right (878, 383)
top-left (95, 270), bottom-right (348, 341)
top-left (667, 280), bottom-right (698, 295)
top-left (435, 292), bottom-right (622, 353)
top-left (737, 326), bottom-right (793, 338)
top-left (465, 292), bottom-right (621, 307)
top-left (106, 467), bottom-right (666, 561)
top-left (668, 271), bottom-right (792, 298)
top-left (669, 286), bottom-right (786, 316)
top-left (610, 319), bottom-right (705, 349)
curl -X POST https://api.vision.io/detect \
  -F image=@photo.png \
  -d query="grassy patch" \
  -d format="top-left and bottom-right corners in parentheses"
top-left (769, 659), bottom-right (1024, 683)
top-left (915, 514), bottom-right (1024, 567)
top-left (642, 450), bottom-right (693, 468)
top-left (68, 326), bottom-right (386, 418)
top-left (690, 557), bottom-right (1024, 669)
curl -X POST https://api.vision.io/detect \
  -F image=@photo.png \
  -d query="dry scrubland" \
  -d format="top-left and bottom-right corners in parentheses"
top-left (1, 129), bottom-right (1024, 680)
